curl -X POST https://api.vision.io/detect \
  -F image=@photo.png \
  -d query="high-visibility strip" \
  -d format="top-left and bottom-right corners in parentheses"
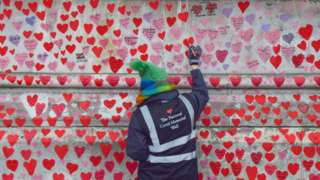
top-left (147, 151), bottom-right (196, 163)
top-left (140, 105), bottom-right (160, 146)
top-left (178, 94), bottom-right (194, 130)
top-left (141, 94), bottom-right (195, 152)
top-left (148, 130), bottom-right (196, 152)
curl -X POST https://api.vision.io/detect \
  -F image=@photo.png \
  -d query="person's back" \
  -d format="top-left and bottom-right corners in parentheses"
top-left (126, 45), bottom-right (209, 180)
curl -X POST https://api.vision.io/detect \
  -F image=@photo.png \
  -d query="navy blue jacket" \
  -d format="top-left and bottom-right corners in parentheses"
top-left (126, 68), bottom-right (209, 180)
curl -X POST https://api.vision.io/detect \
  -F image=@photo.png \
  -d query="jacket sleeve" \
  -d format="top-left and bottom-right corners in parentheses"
top-left (183, 68), bottom-right (209, 121)
top-left (126, 110), bottom-right (149, 161)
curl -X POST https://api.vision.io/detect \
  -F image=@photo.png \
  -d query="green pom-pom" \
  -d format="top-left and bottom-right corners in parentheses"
top-left (130, 60), bottom-right (146, 72)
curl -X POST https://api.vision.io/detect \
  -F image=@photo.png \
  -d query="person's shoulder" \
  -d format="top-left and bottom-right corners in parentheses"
top-left (179, 92), bottom-right (198, 110)
top-left (180, 92), bottom-right (196, 101)
top-left (130, 106), bottom-right (140, 116)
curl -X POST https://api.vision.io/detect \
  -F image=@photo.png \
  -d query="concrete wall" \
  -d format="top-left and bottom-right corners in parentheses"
top-left (0, 0), bottom-right (319, 179)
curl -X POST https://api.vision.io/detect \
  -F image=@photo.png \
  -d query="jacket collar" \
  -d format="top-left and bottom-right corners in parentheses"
top-left (138, 89), bottom-right (179, 107)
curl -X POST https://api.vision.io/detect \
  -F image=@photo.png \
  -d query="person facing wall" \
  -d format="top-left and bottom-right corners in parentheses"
top-left (126, 45), bottom-right (209, 180)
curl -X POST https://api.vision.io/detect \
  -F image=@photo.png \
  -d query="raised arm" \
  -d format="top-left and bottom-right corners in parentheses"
top-left (182, 45), bottom-right (209, 121)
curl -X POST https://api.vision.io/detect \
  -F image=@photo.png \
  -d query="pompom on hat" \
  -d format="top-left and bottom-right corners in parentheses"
top-left (129, 59), bottom-right (177, 105)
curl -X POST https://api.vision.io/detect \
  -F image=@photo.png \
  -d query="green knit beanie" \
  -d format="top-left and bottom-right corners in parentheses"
top-left (129, 59), bottom-right (176, 105)
top-left (129, 59), bottom-right (168, 81)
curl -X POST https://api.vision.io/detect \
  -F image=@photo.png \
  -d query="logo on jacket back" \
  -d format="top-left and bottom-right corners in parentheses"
top-left (160, 108), bottom-right (187, 130)
top-left (160, 108), bottom-right (173, 123)
top-left (166, 108), bottom-right (173, 114)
